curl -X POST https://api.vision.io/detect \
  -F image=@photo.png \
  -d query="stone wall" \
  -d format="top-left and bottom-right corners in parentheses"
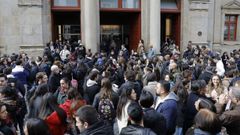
top-left (214, 0), bottom-right (240, 53)
top-left (0, 0), bottom-right (21, 55)
top-left (181, 0), bottom-right (240, 53)
top-left (0, 0), bottom-right (51, 57)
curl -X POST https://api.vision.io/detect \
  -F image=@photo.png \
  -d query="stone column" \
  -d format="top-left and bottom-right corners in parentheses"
top-left (141, 0), bottom-right (150, 49)
top-left (81, 0), bottom-right (100, 53)
top-left (181, 0), bottom-right (190, 52)
top-left (149, 0), bottom-right (160, 53)
top-left (208, 0), bottom-right (214, 46)
top-left (42, 0), bottom-right (52, 45)
top-left (213, 0), bottom-right (222, 45)
top-left (237, 15), bottom-right (240, 41)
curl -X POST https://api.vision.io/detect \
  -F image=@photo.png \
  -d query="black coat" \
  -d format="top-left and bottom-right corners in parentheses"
top-left (80, 120), bottom-right (113, 135)
top-left (120, 124), bottom-right (157, 135)
top-left (48, 73), bottom-right (61, 93)
top-left (84, 82), bottom-right (100, 105)
top-left (183, 92), bottom-right (200, 134)
top-left (143, 108), bottom-right (167, 135)
top-left (0, 123), bottom-right (14, 135)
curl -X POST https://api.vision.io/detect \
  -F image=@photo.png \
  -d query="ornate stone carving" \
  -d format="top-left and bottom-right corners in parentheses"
top-left (222, 0), bottom-right (240, 10)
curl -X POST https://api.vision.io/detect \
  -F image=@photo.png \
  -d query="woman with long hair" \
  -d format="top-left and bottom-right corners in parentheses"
top-left (115, 84), bottom-right (137, 134)
top-left (207, 74), bottom-right (228, 102)
top-left (26, 83), bottom-right (49, 118)
top-left (92, 78), bottom-right (119, 123)
top-left (24, 118), bottom-right (51, 135)
top-left (38, 93), bottom-right (67, 135)
top-left (0, 102), bottom-right (15, 135)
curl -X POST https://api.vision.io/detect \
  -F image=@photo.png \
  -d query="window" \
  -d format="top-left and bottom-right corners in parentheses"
top-left (100, 0), bottom-right (118, 8)
top-left (122, 0), bottom-right (139, 8)
top-left (224, 15), bottom-right (238, 41)
top-left (54, 0), bottom-right (78, 7)
top-left (161, 0), bottom-right (178, 9)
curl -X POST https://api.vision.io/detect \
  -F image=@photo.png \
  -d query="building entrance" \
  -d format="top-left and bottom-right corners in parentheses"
top-left (52, 12), bottom-right (81, 43)
top-left (161, 13), bottom-right (181, 46)
top-left (100, 25), bottom-right (130, 52)
top-left (100, 12), bottom-right (141, 51)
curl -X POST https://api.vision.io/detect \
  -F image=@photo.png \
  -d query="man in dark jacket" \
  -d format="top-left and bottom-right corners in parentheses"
top-left (75, 105), bottom-right (114, 135)
top-left (48, 65), bottom-right (61, 93)
top-left (155, 81), bottom-right (178, 135)
top-left (84, 70), bottom-right (100, 104)
top-left (183, 80), bottom-right (213, 134)
top-left (140, 90), bottom-right (167, 135)
top-left (120, 102), bottom-right (156, 135)
top-left (217, 86), bottom-right (240, 135)
top-left (118, 70), bottom-right (142, 99)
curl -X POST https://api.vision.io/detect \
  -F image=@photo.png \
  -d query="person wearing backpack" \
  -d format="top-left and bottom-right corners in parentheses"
top-left (92, 78), bottom-right (119, 124)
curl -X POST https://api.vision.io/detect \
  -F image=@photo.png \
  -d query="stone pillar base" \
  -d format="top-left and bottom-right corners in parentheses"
top-left (19, 45), bottom-right (45, 58)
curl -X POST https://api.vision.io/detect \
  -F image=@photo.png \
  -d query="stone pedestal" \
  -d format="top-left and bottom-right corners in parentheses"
top-left (81, 0), bottom-right (100, 53)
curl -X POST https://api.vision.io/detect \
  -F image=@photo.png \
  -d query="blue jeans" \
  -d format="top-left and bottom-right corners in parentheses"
top-left (174, 127), bottom-right (183, 135)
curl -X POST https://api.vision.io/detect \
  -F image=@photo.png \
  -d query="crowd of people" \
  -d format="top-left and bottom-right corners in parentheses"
top-left (0, 39), bottom-right (239, 135)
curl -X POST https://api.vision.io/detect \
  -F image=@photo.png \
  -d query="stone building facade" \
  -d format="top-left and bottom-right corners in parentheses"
top-left (0, 0), bottom-right (240, 57)
top-left (182, 0), bottom-right (240, 53)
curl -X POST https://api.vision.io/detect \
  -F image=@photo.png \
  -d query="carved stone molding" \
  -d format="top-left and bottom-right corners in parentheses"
top-left (18, 0), bottom-right (42, 7)
top-left (222, 0), bottom-right (240, 10)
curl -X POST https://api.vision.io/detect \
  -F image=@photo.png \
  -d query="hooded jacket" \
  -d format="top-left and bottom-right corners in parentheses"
top-left (84, 79), bottom-right (100, 104)
top-left (155, 92), bottom-right (179, 134)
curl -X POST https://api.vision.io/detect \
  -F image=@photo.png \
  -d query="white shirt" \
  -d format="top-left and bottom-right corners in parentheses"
top-left (216, 60), bottom-right (225, 77)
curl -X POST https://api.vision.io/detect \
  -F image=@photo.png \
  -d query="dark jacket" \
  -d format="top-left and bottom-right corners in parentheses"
top-left (143, 108), bottom-right (167, 135)
top-left (0, 122), bottom-right (14, 135)
top-left (84, 79), bottom-right (100, 105)
top-left (219, 104), bottom-right (240, 135)
top-left (120, 124), bottom-right (156, 135)
top-left (80, 120), bottom-right (114, 135)
top-left (183, 92), bottom-right (212, 134)
top-left (183, 91), bottom-right (201, 134)
top-left (198, 67), bottom-right (214, 84)
top-left (155, 92), bottom-right (178, 134)
top-left (48, 73), bottom-right (61, 93)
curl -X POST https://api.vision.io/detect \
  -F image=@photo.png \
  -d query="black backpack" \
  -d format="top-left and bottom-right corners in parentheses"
top-left (98, 98), bottom-right (115, 121)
